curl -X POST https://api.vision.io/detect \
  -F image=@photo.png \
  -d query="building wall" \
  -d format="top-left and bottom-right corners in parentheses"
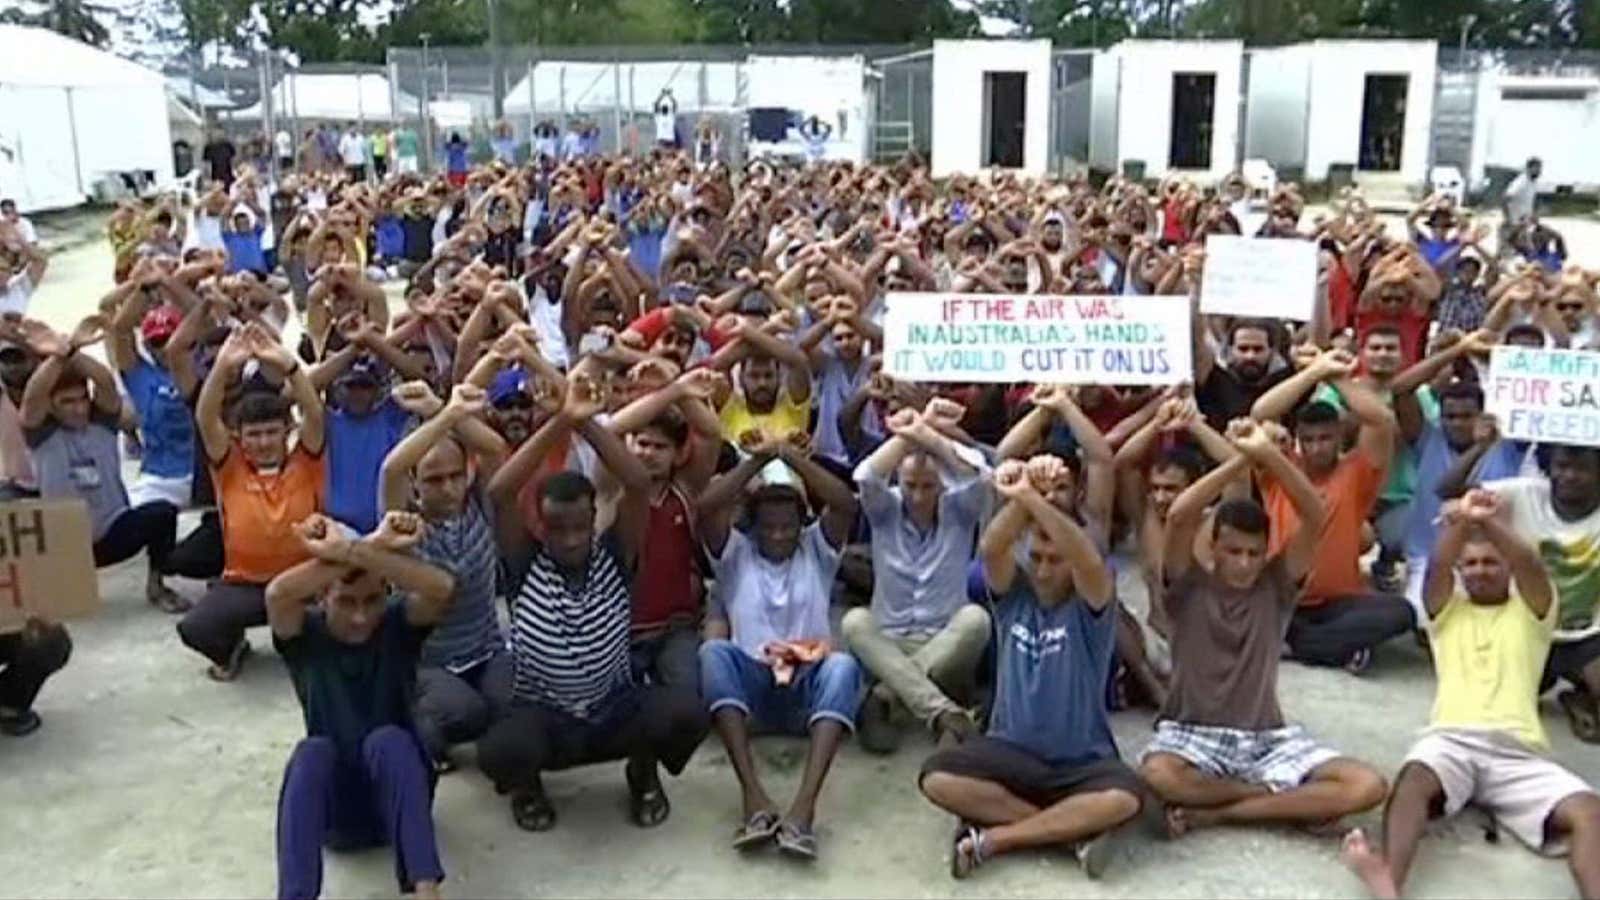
top-left (1243, 45), bottom-right (1311, 170)
top-left (1302, 40), bottom-right (1437, 182)
top-left (930, 39), bottom-right (1053, 177)
top-left (1111, 40), bottom-right (1243, 180)
top-left (1089, 51), bottom-right (1119, 171)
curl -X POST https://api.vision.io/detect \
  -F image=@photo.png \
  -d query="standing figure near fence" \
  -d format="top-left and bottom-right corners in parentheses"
top-left (654, 89), bottom-right (678, 148)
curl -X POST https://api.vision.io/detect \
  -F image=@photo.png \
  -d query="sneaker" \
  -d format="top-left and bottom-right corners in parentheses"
top-left (0, 709), bottom-right (42, 737)
top-left (857, 694), bottom-right (899, 755)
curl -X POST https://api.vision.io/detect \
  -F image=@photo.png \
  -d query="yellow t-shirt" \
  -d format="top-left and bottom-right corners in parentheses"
top-left (718, 387), bottom-right (810, 444)
top-left (1427, 586), bottom-right (1557, 750)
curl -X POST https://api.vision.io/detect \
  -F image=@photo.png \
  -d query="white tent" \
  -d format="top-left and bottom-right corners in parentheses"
top-left (0, 25), bottom-right (175, 212)
top-left (234, 72), bottom-right (419, 123)
top-left (502, 60), bottom-right (743, 116)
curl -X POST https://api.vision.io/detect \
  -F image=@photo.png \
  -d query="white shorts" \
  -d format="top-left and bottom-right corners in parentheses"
top-left (1405, 729), bottom-right (1595, 856)
top-left (128, 473), bottom-right (192, 509)
top-left (1405, 553), bottom-right (1428, 622)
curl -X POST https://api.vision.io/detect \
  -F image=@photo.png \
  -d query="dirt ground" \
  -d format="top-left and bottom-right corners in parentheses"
top-left (7, 209), bottom-right (1600, 898)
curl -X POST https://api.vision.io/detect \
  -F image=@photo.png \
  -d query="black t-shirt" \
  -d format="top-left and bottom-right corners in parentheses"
top-left (1195, 364), bottom-right (1292, 432)
top-left (269, 190), bottom-right (298, 239)
top-left (274, 600), bottom-right (430, 762)
top-left (202, 140), bottom-right (236, 182)
top-left (400, 215), bottom-right (434, 262)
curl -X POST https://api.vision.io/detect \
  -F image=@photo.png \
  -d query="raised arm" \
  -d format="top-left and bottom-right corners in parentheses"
top-left (267, 512), bottom-right (456, 639)
top-left (1163, 452), bottom-right (1250, 582)
top-left (1001, 462), bottom-right (1113, 608)
top-left (1330, 371), bottom-right (1397, 472)
top-left (978, 463), bottom-right (1034, 595)
top-left (777, 441), bottom-right (859, 549)
top-left (1250, 349), bottom-right (1352, 422)
top-left (1235, 419), bottom-right (1326, 581)
top-left (697, 446), bottom-right (776, 556)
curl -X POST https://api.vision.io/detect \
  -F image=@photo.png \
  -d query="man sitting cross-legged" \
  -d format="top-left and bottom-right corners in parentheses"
top-left (844, 399), bottom-right (992, 753)
top-left (1139, 419), bottom-right (1389, 835)
top-left (268, 510), bottom-right (455, 900)
top-left (697, 430), bottom-right (862, 861)
top-left (1342, 488), bottom-right (1600, 899)
top-left (919, 455), bottom-right (1146, 881)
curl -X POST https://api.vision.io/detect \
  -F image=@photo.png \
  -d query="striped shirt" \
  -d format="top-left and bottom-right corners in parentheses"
top-left (509, 532), bottom-right (634, 718)
top-left (415, 489), bottom-right (505, 672)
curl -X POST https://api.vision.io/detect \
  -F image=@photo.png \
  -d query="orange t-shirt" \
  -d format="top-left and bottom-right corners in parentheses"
top-left (1264, 450), bottom-right (1385, 607)
top-left (214, 444), bottom-right (325, 584)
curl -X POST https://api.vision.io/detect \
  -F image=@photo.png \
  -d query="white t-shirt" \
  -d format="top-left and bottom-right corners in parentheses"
top-left (190, 213), bottom-right (224, 251)
top-left (0, 270), bottom-right (33, 316)
top-left (711, 521), bottom-right (841, 659)
top-left (339, 133), bottom-right (367, 166)
top-left (1505, 173), bottom-right (1538, 224)
top-left (273, 130), bottom-right (292, 159)
top-left (6, 216), bottom-right (37, 245)
top-left (1484, 476), bottom-right (1600, 641)
top-left (654, 99), bottom-right (677, 143)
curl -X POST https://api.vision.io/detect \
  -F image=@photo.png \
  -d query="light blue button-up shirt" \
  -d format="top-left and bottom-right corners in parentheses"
top-left (854, 449), bottom-right (991, 638)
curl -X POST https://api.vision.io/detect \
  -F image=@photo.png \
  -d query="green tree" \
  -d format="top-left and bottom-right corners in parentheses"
top-left (0, 0), bottom-right (116, 46)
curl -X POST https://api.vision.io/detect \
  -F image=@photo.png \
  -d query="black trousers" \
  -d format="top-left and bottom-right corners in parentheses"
top-left (1285, 594), bottom-right (1415, 667)
top-left (93, 501), bottom-right (177, 571)
top-left (477, 685), bottom-right (707, 793)
top-left (177, 582), bottom-right (267, 666)
top-left (415, 653), bottom-right (513, 760)
top-left (0, 622), bottom-right (71, 711)
top-left (164, 510), bottom-right (224, 580)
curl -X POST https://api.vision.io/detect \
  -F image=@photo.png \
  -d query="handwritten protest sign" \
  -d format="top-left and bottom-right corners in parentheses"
top-left (0, 499), bottom-right (101, 634)
top-left (882, 292), bottom-right (1192, 385)
top-left (1200, 235), bottom-right (1317, 321)
top-left (1487, 346), bottom-right (1600, 446)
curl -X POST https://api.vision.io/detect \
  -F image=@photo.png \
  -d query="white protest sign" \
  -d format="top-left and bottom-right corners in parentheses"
top-left (1200, 235), bottom-right (1317, 321)
top-left (1487, 346), bottom-right (1600, 446)
top-left (882, 292), bottom-right (1192, 385)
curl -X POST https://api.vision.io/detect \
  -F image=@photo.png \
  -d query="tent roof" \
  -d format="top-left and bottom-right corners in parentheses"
top-left (0, 25), bottom-right (165, 89)
top-left (503, 60), bottom-right (743, 115)
top-left (233, 72), bottom-right (419, 122)
top-left (166, 75), bottom-right (234, 110)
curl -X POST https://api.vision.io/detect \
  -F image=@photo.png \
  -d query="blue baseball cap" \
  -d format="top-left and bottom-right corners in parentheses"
top-left (488, 367), bottom-right (529, 406)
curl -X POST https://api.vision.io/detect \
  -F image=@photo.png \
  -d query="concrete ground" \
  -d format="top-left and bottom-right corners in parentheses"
top-left (7, 212), bottom-right (1600, 899)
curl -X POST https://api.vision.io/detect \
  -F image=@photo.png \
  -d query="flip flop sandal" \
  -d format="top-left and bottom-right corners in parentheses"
top-left (732, 810), bottom-right (781, 851)
top-left (628, 782), bottom-right (671, 828)
top-left (950, 824), bottom-right (988, 880)
top-left (511, 790), bottom-right (557, 832)
top-left (775, 820), bottom-right (818, 861)
top-left (1559, 690), bottom-right (1600, 744)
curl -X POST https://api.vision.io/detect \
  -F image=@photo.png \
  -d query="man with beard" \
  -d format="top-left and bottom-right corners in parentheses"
top-left (1194, 319), bottom-right (1293, 432)
top-left (1486, 446), bottom-right (1600, 744)
top-left (178, 324), bottom-right (325, 681)
top-left (710, 318), bottom-right (811, 447)
top-left (1342, 488), bottom-right (1600, 900)
top-left (1248, 348), bottom-right (1414, 673)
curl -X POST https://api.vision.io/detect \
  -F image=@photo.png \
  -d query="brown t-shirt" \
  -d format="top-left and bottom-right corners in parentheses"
top-left (1159, 557), bottom-right (1298, 732)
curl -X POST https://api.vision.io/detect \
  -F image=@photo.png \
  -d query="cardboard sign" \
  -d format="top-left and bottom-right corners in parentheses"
top-left (1200, 235), bottom-right (1318, 321)
top-left (1487, 346), bottom-right (1600, 446)
top-left (0, 499), bottom-right (102, 633)
top-left (882, 292), bottom-right (1192, 386)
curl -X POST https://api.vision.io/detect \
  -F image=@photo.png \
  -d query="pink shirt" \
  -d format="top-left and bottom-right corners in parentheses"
top-left (0, 390), bottom-right (37, 491)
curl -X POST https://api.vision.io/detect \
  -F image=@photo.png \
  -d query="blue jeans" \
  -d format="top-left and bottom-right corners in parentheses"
top-left (699, 639), bottom-right (860, 734)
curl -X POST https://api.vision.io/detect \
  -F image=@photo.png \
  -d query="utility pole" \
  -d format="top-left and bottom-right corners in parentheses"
top-left (488, 0), bottom-right (504, 118)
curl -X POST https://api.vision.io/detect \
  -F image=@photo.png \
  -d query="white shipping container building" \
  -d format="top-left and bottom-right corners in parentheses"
top-left (929, 39), bottom-right (1054, 177)
top-left (1245, 40), bottom-right (1437, 187)
top-left (1089, 40), bottom-right (1245, 181)
top-left (1451, 60), bottom-right (1600, 192)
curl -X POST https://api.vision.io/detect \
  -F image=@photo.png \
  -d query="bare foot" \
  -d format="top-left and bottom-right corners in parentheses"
top-left (411, 880), bottom-right (442, 900)
top-left (1340, 828), bottom-right (1399, 899)
top-left (1165, 806), bottom-right (1190, 839)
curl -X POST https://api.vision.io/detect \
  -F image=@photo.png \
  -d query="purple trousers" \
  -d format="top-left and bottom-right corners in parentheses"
top-left (275, 726), bottom-right (444, 899)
